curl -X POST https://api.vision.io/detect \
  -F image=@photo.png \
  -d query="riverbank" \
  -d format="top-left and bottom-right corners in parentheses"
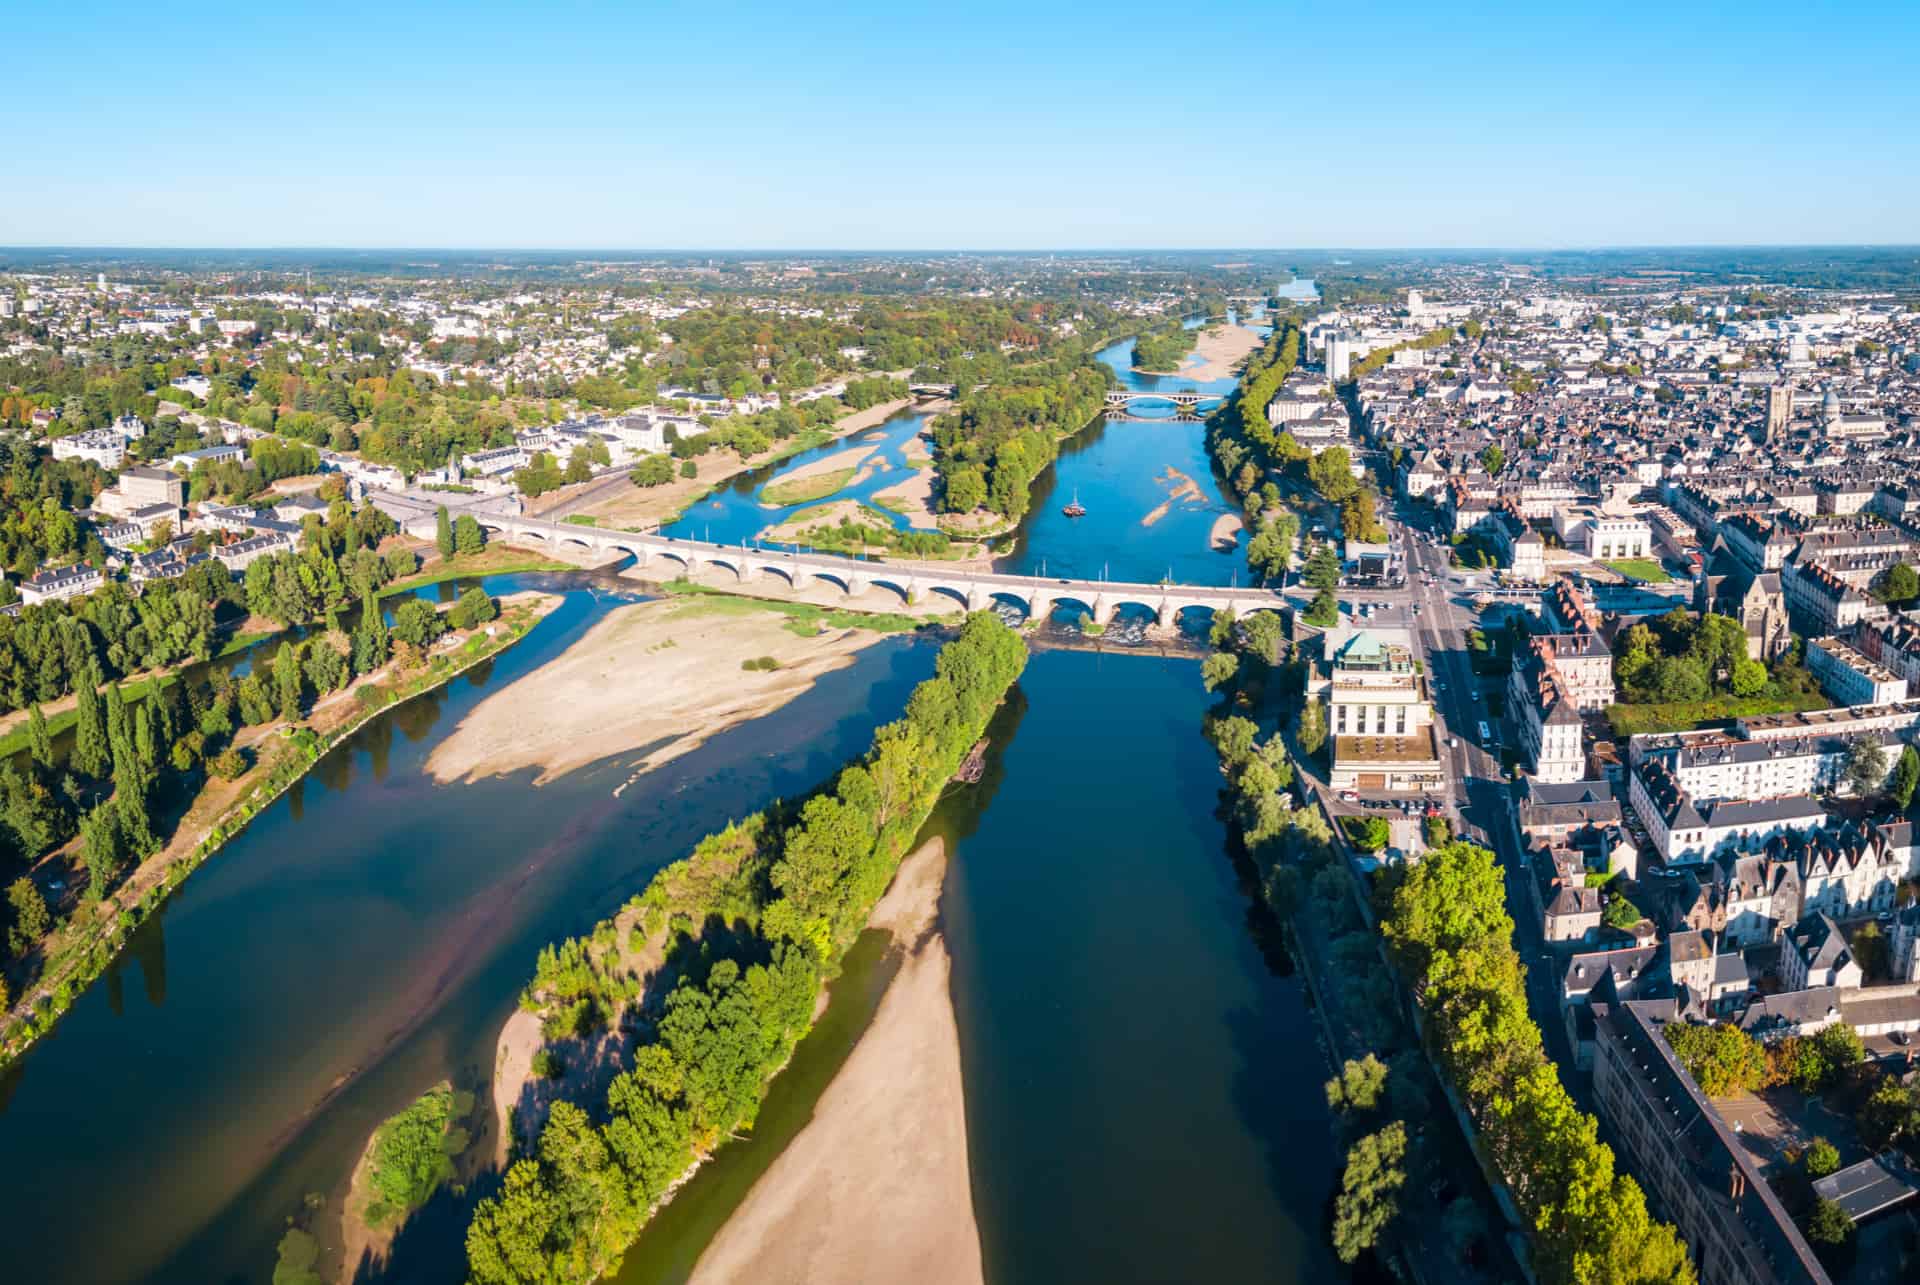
top-left (0, 593), bottom-right (562, 1070)
top-left (871, 465), bottom-right (939, 529)
top-left (686, 835), bottom-right (981, 1285)
top-left (563, 396), bottom-right (928, 529)
top-left (1174, 322), bottom-right (1265, 382)
top-left (426, 594), bottom-right (899, 788)
top-left (1141, 466), bottom-right (1204, 528)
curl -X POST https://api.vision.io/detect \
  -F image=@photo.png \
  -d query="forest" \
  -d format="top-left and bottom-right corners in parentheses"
top-left (928, 362), bottom-right (1110, 520)
top-left (1130, 321), bottom-right (1198, 373)
top-left (462, 612), bottom-right (1028, 1285)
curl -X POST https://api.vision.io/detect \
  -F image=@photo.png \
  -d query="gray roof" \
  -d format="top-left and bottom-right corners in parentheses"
top-left (1812, 1152), bottom-right (1920, 1223)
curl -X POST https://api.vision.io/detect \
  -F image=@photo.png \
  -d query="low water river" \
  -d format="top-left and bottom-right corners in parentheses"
top-left (0, 324), bottom-right (1344, 1284)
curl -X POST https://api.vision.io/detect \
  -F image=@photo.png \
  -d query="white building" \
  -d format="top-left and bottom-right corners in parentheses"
top-left (1807, 637), bottom-right (1908, 706)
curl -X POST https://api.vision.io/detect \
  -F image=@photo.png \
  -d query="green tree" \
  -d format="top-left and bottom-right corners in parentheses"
top-left (1663, 1022), bottom-right (1769, 1097)
top-left (435, 504), bottom-right (454, 557)
top-left (25, 703), bottom-right (51, 768)
top-left (1891, 745), bottom-right (1920, 809)
top-left (6, 876), bottom-right (51, 956)
top-left (1331, 1122), bottom-right (1407, 1262)
top-left (1326, 1054), bottom-right (1389, 1113)
top-left (1200, 651), bottom-right (1239, 693)
top-left (273, 641), bottom-right (304, 721)
top-left (1874, 561), bottom-right (1918, 605)
top-left (454, 514), bottom-right (485, 555)
top-left (1803, 1136), bottom-right (1840, 1179)
top-left (1297, 700), bottom-right (1328, 755)
top-left (629, 455), bottom-right (674, 487)
top-left (1309, 447), bottom-right (1358, 502)
top-left (1480, 443), bottom-right (1504, 476)
top-left (71, 667), bottom-right (110, 778)
top-left (1845, 739), bottom-right (1889, 798)
top-left (1806, 1196), bottom-right (1853, 1249)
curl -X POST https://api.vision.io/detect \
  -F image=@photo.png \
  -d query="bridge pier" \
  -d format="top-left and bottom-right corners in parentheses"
top-left (847, 572), bottom-right (871, 599)
top-left (1029, 592), bottom-right (1054, 622)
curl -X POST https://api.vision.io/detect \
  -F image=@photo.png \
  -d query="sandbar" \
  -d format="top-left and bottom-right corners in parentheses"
top-left (425, 597), bottom-right (888, 788)
top-left (687, 836), bottom-right (982, 1285)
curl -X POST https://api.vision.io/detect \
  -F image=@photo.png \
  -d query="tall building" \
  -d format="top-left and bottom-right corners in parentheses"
top-left (1325, 330), bottom-right (1354, 382)
top-left (1765, 384), bottom-right (1792, 441)
top-left (1312, 628), bottom-right (1444, 793)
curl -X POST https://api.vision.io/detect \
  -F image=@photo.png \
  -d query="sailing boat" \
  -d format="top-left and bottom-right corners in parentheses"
top-left (1062, 488), bottom-right (1087, 518)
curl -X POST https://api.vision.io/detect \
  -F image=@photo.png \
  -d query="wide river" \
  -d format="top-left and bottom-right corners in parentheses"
top-left (0, 327), bottom-right (1344, 1284)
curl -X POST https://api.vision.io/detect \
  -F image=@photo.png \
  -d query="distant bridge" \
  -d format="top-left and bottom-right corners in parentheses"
top-left (1102, 389), bottom-right (1226, 410)
top-left (407, 507), bottom-right (1290, 627)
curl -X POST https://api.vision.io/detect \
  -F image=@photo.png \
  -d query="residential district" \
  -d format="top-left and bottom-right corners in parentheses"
top-left (4, 255), bottom-right (1920, 1283)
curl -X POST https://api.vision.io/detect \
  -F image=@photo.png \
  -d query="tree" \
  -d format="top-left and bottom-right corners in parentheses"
top-left (25, 703), bottom-right (51, 768)
top-left (273, 641), bottom-right (304, 721)
top-left (1730, 658), bottom-right (1766, 697)
top-left (1663, 1022), bottom-right (1768, 1097)
top-left (1892, 745), bottom-right (1920, 810)
top-left (1309, 447), bottom-right (1359, 502)
top-left (1304, 542), bottom-right (1341, 592)
top-left (1332, 1122), bottom-right (1407, 1263)
top-left (630, 455), bottom-right (674, 487)
top-left (1603, 892), bottom-right (1644, 931)
top-left (393, 600), bottom-right (446, 648)
top-left (1297, 700), bottom-right (1328, 755)
top-left (1806, 1197), bottom-right (1853, 1249)
top-left (71, 668), bottom-right (110, 778)
top-left (1845, 739), bottom-right (1889, 798)
top-left (1325, 1054), bottom-right (1389, 1113)
top-left (1345, 815), bottom-right (1391, 852)
top-left (453, 514), bottom-right (485, 555)
top-left (1200, 652), bottom-right (1239, 693)
top-left (1803, 1136), bottom-right (1840, 1179)
top-left (1480, 443), bottom-right (1505, 476)
top-left (1859, 1078), bottom-right (1920, 1150)
top-left (435, 505), bottom-right (454, 557)
top-left (6, 876), bottom-right (51, 956)
top-left (1874, 561), bottom-right (1918, 605)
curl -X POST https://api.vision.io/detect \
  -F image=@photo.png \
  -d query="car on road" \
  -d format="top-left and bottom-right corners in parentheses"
top-left (1448, 736), bottom-right (1459, 749)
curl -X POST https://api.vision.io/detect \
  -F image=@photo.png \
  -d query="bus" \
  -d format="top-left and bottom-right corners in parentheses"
top-left (1477, 720), bottom-right (1492, 746)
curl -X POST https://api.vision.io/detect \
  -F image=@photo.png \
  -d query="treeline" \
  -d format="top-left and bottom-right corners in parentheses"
top-left (1131, 322), bottom-right (1198, 373)
top-left (1347, 324), bottom-right (1457, 382)
top-left (0, 441), bottom-right (113, 578)
top-left (464, 613), bottom-right (1028, 1285)
top-left (929, 363), bottom-right (1109, 518)
top-left (1207, 319), bottom-right (1302, 503)
top-left (1380, 843), bottom-right (1694, 1283)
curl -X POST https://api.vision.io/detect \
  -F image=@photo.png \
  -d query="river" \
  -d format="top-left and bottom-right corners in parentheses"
top-left (0, 322), bottom-right (1345, 1285)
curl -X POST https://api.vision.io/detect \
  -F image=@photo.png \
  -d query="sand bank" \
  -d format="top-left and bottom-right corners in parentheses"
top-left (688, 836), bottom-right (982, 1285)
top-left (1210, 512), bottom-right (1245, 551)
top-left (769, 441), bottom-right (880, 488)
top-left (425, 596), bottom-right (888, 788)
top-left (1177, 322), bottom-right (1265, 382)
top-left (1141, 466), bottom-right (1205, 528)
top-left (871, 467), bottom-right (940, 530)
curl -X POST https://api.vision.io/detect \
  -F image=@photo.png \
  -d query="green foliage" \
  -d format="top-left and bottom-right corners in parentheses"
top-left (1343, 815), bottom-right (1390, 852)
top-left (1296, 700), bottom-right (1328, 756)
top-left (1806, 1196), bottom-right (1853, 1248)
top-left (1332, 1123), bottom-right (1407, 1263)
top-left (1803, 1136), bottom-right (1840, 1179)
top-left (271, 1228), bottom-right (324, 1285)
top-left (1603, 892), bottom-right (1644, 931)
top-left (1480, 443), bottom-right (1505, 476)
top-left (931, 365), bottom-right (1109, 519)
top-left (1423, 814), bottom-right (1452, 847)
top-left (1200, 651), bottom-right (1238, 693)
top-left (740, 656), bottom-right (779, 672)
top-left (447, 588), bottom-right (499, 632)
top-left (1845, 739), bottom-right (1889, 798)
top-left (1663, 1022), bottom-right (1768, 1097)
top-left (1131, 321), bottom-right (1199, 373)
top-left (453, 514), bottom-right (486, 555)
top-left (1325, 1054), bottom-right (1389, 1113)
top-left (629, 455), bottom-right (675, 488)
top-left (1892, 745), bottom-right (1920, 809)
top-left (365, 1083), bottom-right (459, 1225)
top-left (1380, 843), bottom-right (1694, 1284)
top-left (1873, 560), bottom-right (1918, 605)
top-left (435, 505), bottom-right (454, 557)
top-left (6, 875), bottom-right (51, 956)
top-left (464, 614), bottom-right (1027, 1284)
top-left (1772, 1023), bottom-right (1865, 1094)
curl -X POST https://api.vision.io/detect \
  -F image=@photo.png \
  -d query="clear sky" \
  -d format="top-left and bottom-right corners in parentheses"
top-left (9, 0), bottom-right (1918, 249)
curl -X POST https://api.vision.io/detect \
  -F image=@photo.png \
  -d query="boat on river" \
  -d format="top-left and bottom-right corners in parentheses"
top-left (1062, 489), bottom-right (1086, 518)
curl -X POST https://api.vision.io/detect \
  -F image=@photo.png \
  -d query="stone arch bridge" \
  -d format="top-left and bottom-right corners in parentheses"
top-left (437, 511), bottom-right (1286, 627)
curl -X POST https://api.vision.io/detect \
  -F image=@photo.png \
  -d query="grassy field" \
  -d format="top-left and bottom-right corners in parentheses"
top-left (381, 548), bottom-right (574, 597)
top-left (1606, 558), bottom-right (1672, 584)
top-left (1606, 692), bottom-right (1830, 737)
top-left (761, 467), bottom-right (856, 507)
top-left (661, 580), bottom-right (931, 635)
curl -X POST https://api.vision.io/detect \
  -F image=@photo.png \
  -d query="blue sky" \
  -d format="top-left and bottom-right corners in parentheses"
top-left (9, 0), bottom-right (1918, 249)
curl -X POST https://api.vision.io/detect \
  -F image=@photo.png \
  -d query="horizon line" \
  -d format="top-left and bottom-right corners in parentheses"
top-left (4, 241), bottom-right (1920, 257)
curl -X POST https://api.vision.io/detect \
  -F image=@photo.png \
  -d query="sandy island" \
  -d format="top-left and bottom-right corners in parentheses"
top-left (870, 467), bottom-right (940, 530)
top-left (1140, 321), bottom-right (1264, 383)
top-left (1210, 512), bottom-right (1245, 551)
top-left (1141, 466), bottom-right (1205, 527)
top-left (688, 836), bottom-right (982, 1285)
top-left (425, 596), bottom-right (888, 788)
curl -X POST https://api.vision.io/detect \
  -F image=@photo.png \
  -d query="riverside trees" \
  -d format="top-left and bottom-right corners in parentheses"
top-left (930, 364), bottom-right (1110, 521)
top-left (1380, 842), bottom-right (1694, 1284)
top-left (464, 613), bottom-right (1027, 1285)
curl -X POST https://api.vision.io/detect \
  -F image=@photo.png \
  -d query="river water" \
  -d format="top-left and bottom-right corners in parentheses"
top-left (0, 326), bottom-right (1343, 1285)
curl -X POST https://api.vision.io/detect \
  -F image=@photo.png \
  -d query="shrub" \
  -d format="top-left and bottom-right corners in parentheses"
top-left (741, 656), bottom-right (780, 672)
top-left (210, 748), bottom-right (249, 780)
top-left (530, 1048), bottom-right (562, 1080)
